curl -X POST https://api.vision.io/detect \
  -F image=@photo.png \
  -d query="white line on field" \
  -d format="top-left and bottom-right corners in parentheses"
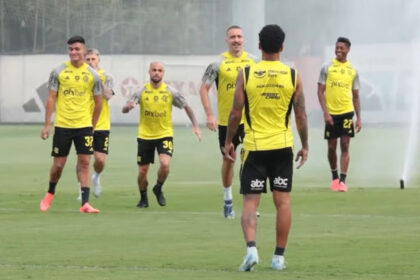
top-left (0, 263), bottom-right (414, 278)
top-left (0, 263), bottom-right (231, 273)
top-left (1, 207), bottom-right (419, 220)
top-left (170, 181), bottom-right (219, 185)
top-left (0, 208), bottom-right (25, 212)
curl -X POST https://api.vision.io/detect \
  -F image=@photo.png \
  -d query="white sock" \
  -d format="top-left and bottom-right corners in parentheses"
top-left (247, 246), bottom-right (257, 255)
top-left (223, 186), bottom-right (232, 201)
top-left (93, 172), bottom-right (100, 183)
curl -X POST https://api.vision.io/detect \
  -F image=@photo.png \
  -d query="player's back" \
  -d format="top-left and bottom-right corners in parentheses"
top-left (243, 60), bottom-right (296, 151)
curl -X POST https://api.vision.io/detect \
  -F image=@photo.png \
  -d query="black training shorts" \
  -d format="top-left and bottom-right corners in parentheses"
top-left (93, 130), bottom-right (110, 154)
top-left (324, 112), bottom-right (355, 139)
top-left (137, 137), bottom-right (173, 165)
top-left (51, 127), bottom-right (93, 157)
top-left (218, 124), bottom-right (244, 155)
top-left (240, 147), bottom-right (293, 194)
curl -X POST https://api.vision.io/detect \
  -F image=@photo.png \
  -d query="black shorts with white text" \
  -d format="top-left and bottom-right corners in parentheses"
top-left (240, 147), bottom-right (293, 194)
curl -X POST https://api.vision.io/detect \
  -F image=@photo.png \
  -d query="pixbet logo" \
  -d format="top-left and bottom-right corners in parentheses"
top-left (226, 82), bottom-right (235, 91)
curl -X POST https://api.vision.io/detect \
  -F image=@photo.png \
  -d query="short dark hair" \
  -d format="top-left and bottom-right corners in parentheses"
top-left (337, 37), bottom-right (351, 48)
top-left (67, 35), bottom-right (85, 45)
top-left (259, 24), bottom-right (285, 54)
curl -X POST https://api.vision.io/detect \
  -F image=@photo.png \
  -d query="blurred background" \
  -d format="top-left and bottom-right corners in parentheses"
top-left (0, 0), bottom-right (419, 187)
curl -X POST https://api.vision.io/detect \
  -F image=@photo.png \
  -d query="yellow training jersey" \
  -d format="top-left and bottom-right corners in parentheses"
top-left (129, 82), bottom-right (187, 139)
top-left (243, 60), bottom-right (297, 151)
top-left (202, 51), bottom-right (255, 125)
top-left (318, 59), bottom-right (360, 115)
top-left (95, 69), bottom-right (114, 131)
top-left (48, 61), bottom-right (102, 128)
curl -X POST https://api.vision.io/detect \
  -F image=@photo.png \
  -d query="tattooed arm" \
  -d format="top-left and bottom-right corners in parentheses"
top-left (200, 63), bottom-right (219, 131)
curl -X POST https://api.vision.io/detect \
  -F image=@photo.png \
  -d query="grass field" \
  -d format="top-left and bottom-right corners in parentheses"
top-left (0, 124), bottom-right (419, 280)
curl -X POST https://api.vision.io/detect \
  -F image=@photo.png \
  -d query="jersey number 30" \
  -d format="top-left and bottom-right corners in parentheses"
top-left (162, 140), bottom-right (173, 153)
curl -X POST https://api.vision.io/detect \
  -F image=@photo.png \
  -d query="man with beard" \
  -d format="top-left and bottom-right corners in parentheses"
top-left (122, 62), bottom-right (201, 208)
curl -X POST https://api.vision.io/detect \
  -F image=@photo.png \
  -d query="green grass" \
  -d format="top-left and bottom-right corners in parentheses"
top-left (0, 125), bottom-right (419, 279)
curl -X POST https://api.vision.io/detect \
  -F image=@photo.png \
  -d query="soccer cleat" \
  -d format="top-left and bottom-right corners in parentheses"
top-left (338, 181), bottom-right (348, 192)
top-left (239, 247), bottom-right (259, 272)
top-left (92, 174), bottom-right (102, 198)
top-left (223, 200), bottom-right (235, 219)
top-left (136, 198), bottom-right (149, 208)
top-left (80, 203), bottom-right (100, 213)
top-left (330, 179), bottom-right (340, 191)
top-left (40, 193), bottom-right (54, 212)
top-left (153, 185), bottom-right (166, 206)
top-left (271, 255), bottom-right (286, 270)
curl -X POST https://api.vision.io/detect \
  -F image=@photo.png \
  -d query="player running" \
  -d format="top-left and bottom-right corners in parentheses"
top-left (76, 48), bottom-right (115, 199)
top-left (122, 62), bottom-right (201, 208)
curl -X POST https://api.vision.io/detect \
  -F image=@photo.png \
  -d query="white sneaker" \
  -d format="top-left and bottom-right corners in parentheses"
top-left (223, 200), bottom-right (235, 219)
top-left (92, 174), bottom-right (102, 198)
top-left (238, 247), bottom-right (259, 272)
top-left (271, 255), bottom-right (286, 270)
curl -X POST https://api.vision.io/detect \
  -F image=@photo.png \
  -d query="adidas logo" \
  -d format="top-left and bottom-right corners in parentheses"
top-left (22, 82), bottom-right (48, 112)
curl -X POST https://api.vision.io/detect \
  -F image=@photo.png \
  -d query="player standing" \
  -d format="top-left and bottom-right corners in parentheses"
top-left (317, 37), bottom-right (361, 192)
top-left (225, 24), bottom-right (308, 271)
top-left (200, 25), bottom-right (255, 219)
top-left (40, 36), bottom-right (102, 213)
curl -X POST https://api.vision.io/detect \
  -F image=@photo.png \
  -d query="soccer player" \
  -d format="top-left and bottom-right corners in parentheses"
top-left (40, 35), bottom-right (103, 213)
top-left (122, 62), bottom-right (201, 208)
top-left (76, 48), bottom-right (115, 199)
top-left (200, 25), bottom-right (255, 219)
top-left (224, 24), bottom-right (308, 271)
top-left (317, 37), bottom-right (361, 192)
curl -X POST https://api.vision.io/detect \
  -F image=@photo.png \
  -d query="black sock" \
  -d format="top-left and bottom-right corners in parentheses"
top-left (140, 190), bottom-right (148, 200)
top-left (340, 173), bottom-right (347, 183)
top-left (154, 182), bottom-right (163, 192)
top-left (274, 247), bottom-right (285, 256)
top-left (332, 169), bottom-right (339, 180)
top-left (246, 241), bottom-right (256, 247)
top-left (81, 187), bottom-right (89, 205)
top-left (48, 182), bottom-right (57, 194)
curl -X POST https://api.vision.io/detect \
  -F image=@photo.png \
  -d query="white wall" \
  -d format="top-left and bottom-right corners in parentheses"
top-left (1, 44), bottom-right (418, 125)
top-left (0, 54), bottom-right (218, 124)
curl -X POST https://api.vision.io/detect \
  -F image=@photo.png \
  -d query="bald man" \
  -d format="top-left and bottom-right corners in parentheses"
top-left (122, 62), bottom-right (201, 208)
